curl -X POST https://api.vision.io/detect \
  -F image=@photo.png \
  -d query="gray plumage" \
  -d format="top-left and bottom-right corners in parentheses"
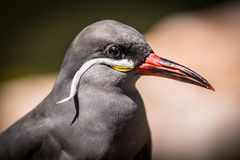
top-left (0, 20), bottom-right (152, 160)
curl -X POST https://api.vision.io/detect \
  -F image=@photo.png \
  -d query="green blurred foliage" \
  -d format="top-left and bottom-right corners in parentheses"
top-left (0, 0), bottom-right (227, 82)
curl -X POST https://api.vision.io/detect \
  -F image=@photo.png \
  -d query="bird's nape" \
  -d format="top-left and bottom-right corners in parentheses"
top-left (136, 53), bottom-right (214, 91)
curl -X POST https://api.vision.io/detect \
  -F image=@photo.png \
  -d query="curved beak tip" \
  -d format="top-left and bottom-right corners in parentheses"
top-left (206, 83), bottom-right (215, 91)
top-left (136, 53), bottom-right (215, 92)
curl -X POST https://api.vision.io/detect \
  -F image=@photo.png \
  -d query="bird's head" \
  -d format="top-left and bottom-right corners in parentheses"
top-left (56, 20), bottom-right (214, 104)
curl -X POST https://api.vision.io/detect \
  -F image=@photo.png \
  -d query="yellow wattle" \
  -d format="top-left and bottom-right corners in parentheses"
top-left (111, 66), bottom-right (133, 72)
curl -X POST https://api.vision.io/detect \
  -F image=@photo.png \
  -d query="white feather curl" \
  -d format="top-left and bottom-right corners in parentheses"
top-left (56, 58), bottom-right (134, 104)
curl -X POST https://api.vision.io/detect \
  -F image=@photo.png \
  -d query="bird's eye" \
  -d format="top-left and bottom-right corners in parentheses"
top-left (106, 45), bottom-right (122, 59)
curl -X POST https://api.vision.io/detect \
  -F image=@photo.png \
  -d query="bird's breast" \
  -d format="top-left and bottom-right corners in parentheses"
top-left (69, 84), bottom-right (150, 158)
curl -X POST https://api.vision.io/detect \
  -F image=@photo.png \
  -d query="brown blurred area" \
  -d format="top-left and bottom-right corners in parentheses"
top-left (142, 1), bottom-right (240, 159)
top-left (1, 1), bottom-right (240, 160)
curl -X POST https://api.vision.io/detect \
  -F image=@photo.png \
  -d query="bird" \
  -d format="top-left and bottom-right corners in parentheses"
top-left (0, 20), bottom-right (214, 160)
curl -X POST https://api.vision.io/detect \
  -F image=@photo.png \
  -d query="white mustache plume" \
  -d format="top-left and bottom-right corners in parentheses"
top-left (56, 58), bottom-right (134, 104)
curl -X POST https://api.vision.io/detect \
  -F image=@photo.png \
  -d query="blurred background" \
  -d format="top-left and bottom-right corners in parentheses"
top-left (0, 0), bottom-right (240, 159)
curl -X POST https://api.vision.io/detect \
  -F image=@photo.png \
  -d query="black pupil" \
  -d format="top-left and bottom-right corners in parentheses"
top-left (108, 46), bottom-right (121, 58)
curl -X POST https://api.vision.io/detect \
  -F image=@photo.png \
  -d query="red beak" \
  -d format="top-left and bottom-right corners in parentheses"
top-left (136, 53), bottom-right (214, 91)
